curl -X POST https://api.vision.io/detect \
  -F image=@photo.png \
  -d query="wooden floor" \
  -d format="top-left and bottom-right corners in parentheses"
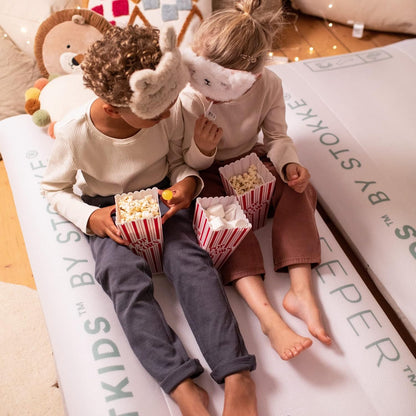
top-left (0, 10), bottom-right (414, 291)
top-left (274, 7), bottom-right (414, 62)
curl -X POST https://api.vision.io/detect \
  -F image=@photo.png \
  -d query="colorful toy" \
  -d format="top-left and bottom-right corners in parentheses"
top-left (24, 8), bottom-right (111, 137)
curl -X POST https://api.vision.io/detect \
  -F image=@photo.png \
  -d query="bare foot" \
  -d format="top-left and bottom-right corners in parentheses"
top-left (223, 371), bottom-right (257, 416)
top-left (283, 287), bottom-right (332, 345)
top-left (233, 274), bottom-right (312, 360)
top-left (170, 378), bottom-right (210, 416)
top-left (261, 309), bottom-right (313, 360)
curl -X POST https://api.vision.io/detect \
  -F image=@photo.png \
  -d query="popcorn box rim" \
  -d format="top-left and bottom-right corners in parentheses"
top-left (218, 152), bottom-right (276, 191)
top-left (115, 187), bottom-right (161, 226)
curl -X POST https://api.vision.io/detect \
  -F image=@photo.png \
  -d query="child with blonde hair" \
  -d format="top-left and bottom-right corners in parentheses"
top-left (180, 0), bottom-right (332, 360)
top-left (41, 24), bottom-right (258, 416)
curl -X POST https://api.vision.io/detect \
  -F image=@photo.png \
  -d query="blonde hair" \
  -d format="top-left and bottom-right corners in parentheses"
top-left (82, 25), bottom-right (162, 106)
top-left (192, 0), bottom-right (283, 72)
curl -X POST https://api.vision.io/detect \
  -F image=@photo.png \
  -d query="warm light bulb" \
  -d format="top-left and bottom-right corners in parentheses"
top-left (328, 3), bottom-right (333, 8)
top-left (328, 22), bottom-right (333, 27)
top-left (309, 47), bottom-right (314, 52)
top-left (294, 56), bottom-right (299, 62)
top-left (332, 45), bottom-right (337, 50)
top-left (268, 51), bottom-right (273, 57)
top-left (20, 26), bottom-right (27, 33)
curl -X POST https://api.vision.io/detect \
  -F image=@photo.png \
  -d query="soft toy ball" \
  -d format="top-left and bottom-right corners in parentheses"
top-left (48, 121), bottom-right (57, 139)
top-left (25, 87), bottom-right (41, 101)
top-left (33, 78), bottom-right (49, 90)
top-left (25, 98), bottom-right (41, 115)
top-left (32, 109), bottom-right (51, 127)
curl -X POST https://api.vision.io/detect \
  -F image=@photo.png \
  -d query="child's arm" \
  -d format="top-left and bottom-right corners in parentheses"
top-left (165, 101), bottom-right (205, 197)
top-left (179, 90), bottom-right (220, 170)
top-left (41, 137), bottom-right (99, 234)
top-left (159, 176), bottom-right (197, 223)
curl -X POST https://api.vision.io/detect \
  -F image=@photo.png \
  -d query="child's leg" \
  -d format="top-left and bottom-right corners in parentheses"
top-left (87, 235), bottom-right (205, 393)
top-left (170, 378), bottom-right (210, 416)
top-left (283, 264), bottom-right (332, 345)
top-left (222, 371), bottom-right (257, 416)
top-left (163, 203), bottom-right (256, 370)
top-left (200, 163), bottom-right (311, 360)
top-left (270, 173), bottom-right (331, 345)
top-left (233, 275), bottom-right (312, 360)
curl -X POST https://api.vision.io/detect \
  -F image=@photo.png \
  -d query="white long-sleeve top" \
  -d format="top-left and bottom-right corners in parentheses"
top-left (41, 100), bottom-right (202, 234)
top-left (180, 67), bottom-right (300, 180)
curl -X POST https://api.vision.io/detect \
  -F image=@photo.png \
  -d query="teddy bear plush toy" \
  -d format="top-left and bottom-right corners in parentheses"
top-left (24, 8), bottom-right (111, 137)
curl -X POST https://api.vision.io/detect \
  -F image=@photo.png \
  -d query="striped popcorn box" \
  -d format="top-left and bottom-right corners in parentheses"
top-left (193, 196), bottom-right (252, 269)
top-left (115, 188), bottom-right (163, 274)
top-left (219, 153), bottom-right (276, 230)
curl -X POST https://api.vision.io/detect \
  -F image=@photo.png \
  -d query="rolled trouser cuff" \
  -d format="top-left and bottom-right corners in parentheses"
top-left (210, 354), bottom-right (257, 384)
top-left (160, 358), bottom-right (204, 394)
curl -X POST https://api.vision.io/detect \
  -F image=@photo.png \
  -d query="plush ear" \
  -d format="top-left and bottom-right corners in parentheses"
top-left (159, 26), bottom-right (177, 53)
top-left (128, 26), bottom-right (189, 119)
top-left (129, 69), bottom-right (163, 96)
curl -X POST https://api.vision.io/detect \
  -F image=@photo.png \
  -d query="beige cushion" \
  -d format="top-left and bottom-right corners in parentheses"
top-left (291, 0), bottom-right (416, 35)
top-left (0, 27), bottom-right (41, 121)
top-left (0, 0), bottom-right (82, 57)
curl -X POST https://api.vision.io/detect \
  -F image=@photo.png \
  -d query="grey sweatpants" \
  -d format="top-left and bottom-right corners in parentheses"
top-left (85, 195), bottom-right (256, 393)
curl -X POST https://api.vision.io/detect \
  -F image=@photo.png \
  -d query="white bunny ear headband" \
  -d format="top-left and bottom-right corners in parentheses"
top-left (181, 48), bottom-right (257, 102)
top-left (128, 26), bottom-right (189, 119)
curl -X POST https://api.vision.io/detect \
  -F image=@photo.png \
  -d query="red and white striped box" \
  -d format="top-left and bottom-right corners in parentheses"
top-left (193, 196), bottom-right (252, 269)
top-left (115, 188), bottom-right (163, 274)
top-left (219, 153), bottom-right (276, 230)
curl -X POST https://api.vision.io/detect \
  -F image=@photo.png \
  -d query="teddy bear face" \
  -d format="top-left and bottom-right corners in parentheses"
top-left (34, 9), bottom-right (112, 78)
top-left (42, 20), bottom-right (106, 76)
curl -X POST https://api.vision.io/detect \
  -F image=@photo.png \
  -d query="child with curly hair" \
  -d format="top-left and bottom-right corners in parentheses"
top-left (41, 24), bottom-right (257, 416)
top-left (180, 0), bottom-right (332, 361)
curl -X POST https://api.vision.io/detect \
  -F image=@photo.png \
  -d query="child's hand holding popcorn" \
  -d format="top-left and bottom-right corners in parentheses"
top-left (87, 205), bottom-right (128, 245)
top-left (159, 176), bottom-right (198, 223)
top-left (284, 163), bottom-right (311, 193)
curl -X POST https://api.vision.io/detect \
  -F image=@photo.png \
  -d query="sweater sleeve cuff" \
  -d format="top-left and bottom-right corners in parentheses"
top-left (185, 140), bottom-right (216, 170)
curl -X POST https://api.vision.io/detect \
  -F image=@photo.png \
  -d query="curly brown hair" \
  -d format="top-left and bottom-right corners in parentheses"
top-left (82, 25), bottom-right (162, 106)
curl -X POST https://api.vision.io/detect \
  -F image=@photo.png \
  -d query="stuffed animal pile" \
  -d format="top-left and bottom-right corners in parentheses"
top-left (24, 8), bottom-right (111, 137)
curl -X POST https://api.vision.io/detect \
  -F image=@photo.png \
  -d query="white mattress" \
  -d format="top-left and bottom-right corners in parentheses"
top-left (1, 115), bottom-right (416, 415)
top-left (270, 39), bottom-right (416, 339)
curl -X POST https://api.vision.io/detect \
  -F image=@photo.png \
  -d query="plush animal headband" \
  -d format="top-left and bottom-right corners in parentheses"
top-left (181, 48), bottom-right (257, 102)
top-left (129, 26), bottom-right (189, 119)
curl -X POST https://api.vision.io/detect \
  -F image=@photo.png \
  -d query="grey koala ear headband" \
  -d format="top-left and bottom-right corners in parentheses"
top-left (128, 26), bottom-right (189, 119)
top-left (181, 48), bottom-right (257, 102)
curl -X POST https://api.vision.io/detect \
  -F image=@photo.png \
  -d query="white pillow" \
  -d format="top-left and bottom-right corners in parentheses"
top-left (83, 0), bottom-right (212, 47)
top-left (0, 0), bottom-right (82, 57)
top-left (290, 0), bottom-right (416, 35)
